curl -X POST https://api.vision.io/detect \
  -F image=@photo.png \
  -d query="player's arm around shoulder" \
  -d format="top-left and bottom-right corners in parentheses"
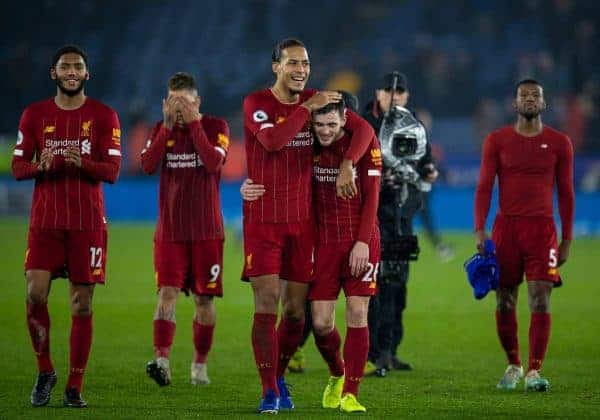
top-left (243, 91), bottom-right (310, 152)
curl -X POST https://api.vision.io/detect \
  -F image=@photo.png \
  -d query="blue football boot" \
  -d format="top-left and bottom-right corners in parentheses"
top-left (258, 389), bottom-right (279, 414)
top-left (277, 376), bottom-right (294, 410)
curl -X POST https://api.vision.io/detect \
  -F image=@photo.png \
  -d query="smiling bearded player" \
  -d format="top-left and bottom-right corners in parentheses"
top-left (12, 44), bottom-right (121, 408)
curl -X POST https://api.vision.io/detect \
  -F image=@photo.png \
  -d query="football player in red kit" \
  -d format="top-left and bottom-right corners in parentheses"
top-left (12, 45), bottom-right (121, 408)
top-left (242, 99), bottom-right (381, 412)
top-left (474, 79), bottom-right (574, 392)
top-left (242, 38), bottom-right (374, 413)
top-left (141, 72), bottom-right (229, 388)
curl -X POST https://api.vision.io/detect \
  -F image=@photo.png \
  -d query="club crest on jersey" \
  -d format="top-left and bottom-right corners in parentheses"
top-left (81, 120), bottom-right (92, 137)
top-left (43, 125), bottom-right (55, 134)
top-left (112, 128), bottom-right (121, 145)
top-left (217, 133), bottom-right (230, 150)
top-left (81, 139), bottom-right (91, 155)
top-left (16, 130), bottom-right (23, 145)
top-left (253, 110), bottom-right (268, 123)
top-left (167, 139), bottom-right (176, 147)
top-left (371, 148), bottom-right (382, 166)
top-left (276, 116), bottom-right (286, 124)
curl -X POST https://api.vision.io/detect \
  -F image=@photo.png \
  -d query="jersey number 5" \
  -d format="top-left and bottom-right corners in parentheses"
top-left (548, 249), bottom-right (558, 268)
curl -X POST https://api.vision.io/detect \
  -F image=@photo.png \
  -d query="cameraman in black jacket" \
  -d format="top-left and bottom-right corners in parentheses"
top-left (363, 72), bottom-right (438, 376)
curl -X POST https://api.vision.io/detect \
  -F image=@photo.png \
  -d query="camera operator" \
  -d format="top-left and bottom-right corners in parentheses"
top-left (363, 72), bottom-right (438, 376)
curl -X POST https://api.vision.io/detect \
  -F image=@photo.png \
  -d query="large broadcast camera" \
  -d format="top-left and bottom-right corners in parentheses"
top-left (378, 104), bottom-right (430, 193)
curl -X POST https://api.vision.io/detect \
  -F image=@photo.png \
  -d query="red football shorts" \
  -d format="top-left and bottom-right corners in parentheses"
top-left (154, 239), bottom-right (224, 296)
top-left (492, 214), bottom-right (560, 287)
top-left (308, 228), bottom-right (380, 301)
top-left (242, 219), bottom-right (314, 283)
top-left (25, 228), bottom-right (108, 284)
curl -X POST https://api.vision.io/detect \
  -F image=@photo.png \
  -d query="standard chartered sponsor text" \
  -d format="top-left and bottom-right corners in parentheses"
top-left (166, 152), bottom-right (203, 168)
top-left (313, 166), bottom-right (339, 183)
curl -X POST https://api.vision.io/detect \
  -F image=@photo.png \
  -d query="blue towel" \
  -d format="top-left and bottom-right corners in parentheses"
top-left (464, 239), bottom-right (500, 300)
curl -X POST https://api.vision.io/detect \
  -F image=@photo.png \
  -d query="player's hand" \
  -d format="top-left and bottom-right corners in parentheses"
top-left (177, 96), bottom-right (202, 124)
top-left (475, 229), bottom-right (488, 254)
top-left (162, 95), bottom-right (178, 129)
top-left (240, 178), bottom-right (265, 201)
top-left (422, 163), bottom-right (439, 183)
top-left (301, 91), bottom-right (342, 112)
top-left (336, 159), bottom-right (357, 199)
top-left (557, 240), bottom-right (571, 266)
top-left (349, 241), bottom-right (369, 277)
top-left (38, 147), bottom-right (54, 171)
top-left (64, 145), bottom-right (82, 168)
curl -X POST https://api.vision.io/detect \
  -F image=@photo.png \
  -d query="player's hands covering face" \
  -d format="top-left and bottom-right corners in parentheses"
top-left (177, 96), bottom-right (201, 124)
top-left (162, 95), bottom-right (178, 129)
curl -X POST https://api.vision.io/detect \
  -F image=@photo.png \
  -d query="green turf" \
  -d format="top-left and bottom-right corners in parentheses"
top-left (0, 219), bottom-right (598, 418)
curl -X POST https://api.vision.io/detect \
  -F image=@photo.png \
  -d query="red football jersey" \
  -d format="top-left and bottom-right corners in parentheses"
top-left (313, 133), bottom-right (381, 244)
top-left (141, 116), bottom-right (229, 242)
top-left (243, 88), bottom-right (375, 223)
top-left (474, 125), bottom-right (574, 240)
top-left (12, 98), bottom-right (121, 230)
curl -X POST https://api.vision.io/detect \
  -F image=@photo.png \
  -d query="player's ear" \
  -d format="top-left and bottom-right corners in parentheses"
top-left (271, 61), bottom-right (280, 76)
top-left (50, 67), bottom-right (56, 80)
top-left (84, 71), bottom-right (90, 81)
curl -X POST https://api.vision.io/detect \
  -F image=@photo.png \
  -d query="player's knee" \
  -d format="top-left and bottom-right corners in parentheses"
top-left (346, 304), bottom-right (368, 327)
top-left (71, 294), bottom-right (93, 316)
top-left (529, 294), bottom-right (550, 313)
top-left (158, 287), bottom-right (179, 304)
top-left (25, 272), bottom-right (49, 304)
top-left (255, 291), bottom-right (279, 313)
top-left (312, 317), bottom-right (334, 336)
top-left (281, 302), bottom-right (305, 323)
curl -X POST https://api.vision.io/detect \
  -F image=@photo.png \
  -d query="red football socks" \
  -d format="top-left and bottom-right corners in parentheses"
top-left (252, 313), bottom-right (279, 396)
top-left (67, 314), bottom-right (93, 392)
top-left (275, 317), bottom-right (305, 378)
top-left (496, 311), bottom-right (521, 366)
top-left (193, 321), bottom-right (214, 363)
top-left (153, 319), bottom-right (175, 359)
top-left (528, 312), bottom-right (551, 372)
top-left (314, 328), bottom-right (344, 377)
top-left (26, 302), bottom-right (54, 373)
top-left (343, 327), bottom-right (369, 396)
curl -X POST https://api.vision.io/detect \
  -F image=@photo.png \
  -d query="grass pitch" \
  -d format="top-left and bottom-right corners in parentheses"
top-left (0, 219), bottom-right (598, 419)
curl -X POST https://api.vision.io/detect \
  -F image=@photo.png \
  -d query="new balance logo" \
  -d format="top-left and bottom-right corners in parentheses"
top-left (81, 139), bottom-right (91, 155)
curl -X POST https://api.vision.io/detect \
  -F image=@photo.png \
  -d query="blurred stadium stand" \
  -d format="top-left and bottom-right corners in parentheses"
top-left (1, 0), bottom-right (598, 232)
